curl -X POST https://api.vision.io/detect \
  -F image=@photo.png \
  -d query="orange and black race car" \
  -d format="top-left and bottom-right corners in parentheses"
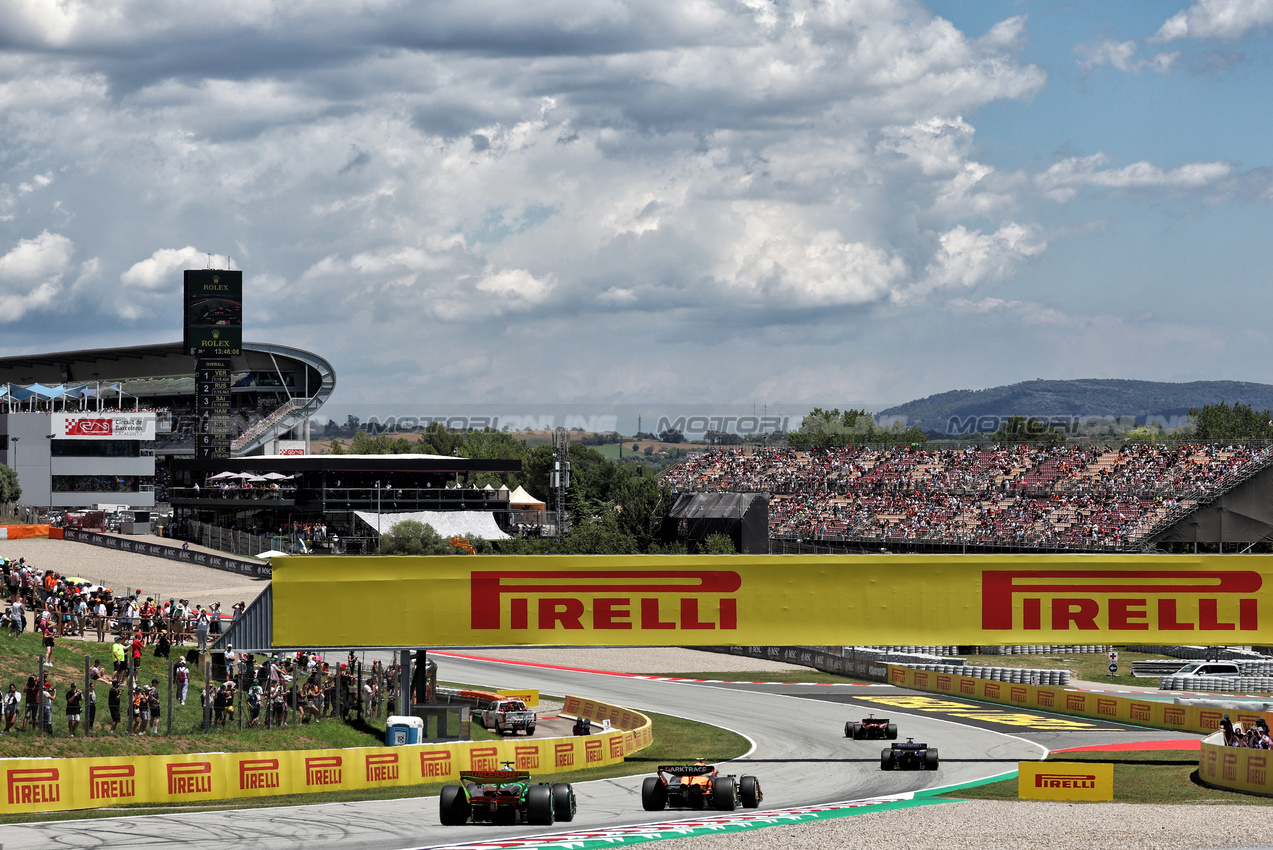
top-left (641, 762), bottom-right (762, 811)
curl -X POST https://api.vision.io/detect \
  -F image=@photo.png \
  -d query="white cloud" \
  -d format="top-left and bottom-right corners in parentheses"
top-left (1035, 154), bottom-right (1232, 202)
top-left (0, 231), bottom-right (74, 321)
top-left (916, 222), bottom-right (1045, 297)
top-left (120, 247), bottom-right (207, 291)
top-left (1152, 0), bottom-right (1273, 42)
top-left (1075, 39), bottom-right (1179, 73)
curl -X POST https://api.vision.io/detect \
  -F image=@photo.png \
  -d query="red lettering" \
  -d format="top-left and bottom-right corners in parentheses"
top-left (538, 598), bottom-right (585, 629)
top-left (1200, 598), bottom-right (1235, 630)
top-left (720, 598), bottom-right (737, 629)
top-left (1158, 598), bottom-right (1194, 630)
top-left (680, 598), bottom-right (714, 630)
top-left (1023, 597), bottom-right (1041, 630)
top-left (1052, 598), bottom-right (1099, 630)
top-left (594, 598), bottom-right (631, 629)
top-left (1107, 597), bottom-right (1148, 630)
top-left (511, 597), bottom-right (528, 630)
top-left (640, 598), bottom-right (675, 629)
top-left (1242, 598), bottom-right (1258, 630)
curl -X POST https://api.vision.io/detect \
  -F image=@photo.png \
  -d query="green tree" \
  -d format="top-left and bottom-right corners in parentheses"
top-left (612, 474), bottom-right (676, 553)
top-left (992, 416), bottom-right (1066, 444)
top-left (417, 422), bottom-right (465, 456)
top-left (560, 509), bottom-right (638, 554)
top-left (0, 465), bottom-right (20, 506)
top-left (789, 407), bottom-right (927, 449)
top-left (1188, 402), bottom-right (1273, 441)
top-left (378, 520), bottom-right (455, 555)
top-left (699, 532), bottom-right (737, 554)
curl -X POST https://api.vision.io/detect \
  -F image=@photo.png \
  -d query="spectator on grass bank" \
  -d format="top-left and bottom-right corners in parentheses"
top-left (40, 615), bottom-right (55, 668)
top-left (65, 682), bottom-right (82, 737)
top-left (21, 676), bottom-right (37, 730)
top-left (149, 681), bottom-right (162, 734)
top-left (175, 658), bottom-right (190, 705)
top-left (107, 678), bottom-right (122, 732)
top-left (3, 683), bottom-right (19, 732)
top-left (111, 638), bottom-right (126, 675)
top-left (39, 682), bottom-right (55, 733)
top-left (9, 596), bottom-right (23, 636)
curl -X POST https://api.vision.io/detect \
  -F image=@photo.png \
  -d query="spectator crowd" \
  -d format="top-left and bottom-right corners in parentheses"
top-left (0, 555), bottom-right (397, 738)
top-left (664, 443), bottom-right (1273, 550)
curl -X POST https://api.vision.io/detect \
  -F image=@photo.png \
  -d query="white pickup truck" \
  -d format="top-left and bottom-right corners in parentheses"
top-left (478, 700), bottom-right (537, 736)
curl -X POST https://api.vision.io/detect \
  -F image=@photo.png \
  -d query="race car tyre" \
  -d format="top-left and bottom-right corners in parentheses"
top-left (439, 784), bottom-right (471, 825)
top-left (712, 776), bottom-right (736, 810)
top-left (881, 749), bottom-right (895, 771)
top-left (925, 749), bottom-right (940, 770)
top-left (642, 776), bottom-right (667, 811)
top-left (845, 721), bottom-right (852, 738)
top-left (527, 785), bottom-right (555, 825)
top-left (526, 725), bottom-right (536, 736)
top-left (739, 775), bottom-right (762, 808)
top-left (887, 723), bottom-right (898, 740)
top-left (552, 783), bottom-right (577, 821)
top-left (847, 722), bottom-right (860, 739)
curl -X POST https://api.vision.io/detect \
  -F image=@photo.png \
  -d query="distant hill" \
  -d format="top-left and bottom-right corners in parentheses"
top-left (877, 379), bottom-right (1273, 437)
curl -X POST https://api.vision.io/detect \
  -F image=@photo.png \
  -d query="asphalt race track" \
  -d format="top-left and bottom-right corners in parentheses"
top-left (0, 655), bottom-right (1192, 850)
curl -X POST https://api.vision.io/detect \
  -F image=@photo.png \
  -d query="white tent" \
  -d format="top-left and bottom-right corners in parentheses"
top-left (507, 485), bottom-right (546, 510)
top-left (355, 510), bottom-right (509, 540)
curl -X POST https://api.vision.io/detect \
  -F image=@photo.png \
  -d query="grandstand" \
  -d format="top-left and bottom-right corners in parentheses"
top-left (663, 443), bottom-right (1273, 553)
top-left (0, 341), bottom-right (334, 458)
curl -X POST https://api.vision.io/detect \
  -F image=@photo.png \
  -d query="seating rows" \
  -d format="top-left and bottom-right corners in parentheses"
top-left (663, 443), bottom-right (1273, 550)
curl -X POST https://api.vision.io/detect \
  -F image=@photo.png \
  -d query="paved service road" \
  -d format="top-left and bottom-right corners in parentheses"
top-left (0, 656), bottom-right (1140, 850)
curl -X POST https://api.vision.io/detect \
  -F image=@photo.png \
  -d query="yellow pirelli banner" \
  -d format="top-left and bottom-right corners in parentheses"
top-left (2, 695), bottom-right (646, 814)
top-left (272, 553), bottom-right (1273, 646)
top-left (889, 665), bottom-right (1270, 735)
top-left (1198, 732), bottom-right (1273, 796)
top-left (563, 695), bottom-right (655, 753)
top-left (1019, 761), bottom-right (1114, 801)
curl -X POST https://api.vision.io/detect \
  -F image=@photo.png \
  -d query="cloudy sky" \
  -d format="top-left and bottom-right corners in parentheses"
top-left (2, 0), bottom-right (1272, 412)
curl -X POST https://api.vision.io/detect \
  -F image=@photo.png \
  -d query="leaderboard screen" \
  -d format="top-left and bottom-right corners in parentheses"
top-left (184, 270), bottom-right (242, 357)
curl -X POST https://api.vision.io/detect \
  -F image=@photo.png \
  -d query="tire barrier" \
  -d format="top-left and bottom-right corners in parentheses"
top-left (1158, 675), bottom-right (1273, 694)
top-left (62, 528), bottom-right (271, 578)
top-left (902, 662), bottom-right (1069, 686)
top-left (979, 645), bottom-right (1109, 655)
top-left (1129, 645), bottom-right (1272, 662)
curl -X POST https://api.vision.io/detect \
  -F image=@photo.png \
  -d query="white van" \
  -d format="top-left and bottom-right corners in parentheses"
top-left (1173, 661), bottom-right (1241, 678)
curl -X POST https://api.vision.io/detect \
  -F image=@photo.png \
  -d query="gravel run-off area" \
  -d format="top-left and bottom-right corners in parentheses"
top-left (1, 536), bottom-right (1266, 849)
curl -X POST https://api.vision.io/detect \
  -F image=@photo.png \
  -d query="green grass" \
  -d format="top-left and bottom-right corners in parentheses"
top-left (941, 750), bottom-right (1273, 805)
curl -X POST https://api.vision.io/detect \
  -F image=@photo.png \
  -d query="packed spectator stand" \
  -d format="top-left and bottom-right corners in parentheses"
top-left (0, 555), bottom-right (395, 737)
top-left (663, 443), bottom-right (1273, 551)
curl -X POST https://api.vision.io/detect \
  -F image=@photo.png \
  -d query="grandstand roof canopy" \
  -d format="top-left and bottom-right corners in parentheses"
top-left (0, 340), bottom-right (332, 395)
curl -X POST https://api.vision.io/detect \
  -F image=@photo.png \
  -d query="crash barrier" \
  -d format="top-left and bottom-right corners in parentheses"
top-left (902, 663), bottom-right (1070, 686)
top-left (0, 524), bottom-right (52, 540)
top-left (1133, 660), bottom-right (1190, 677)
top-left (1, 693), bottom-right (650, 815)
top-left (980, 645), bottom-right (1110, 655)
top-left (1129, 645), bottom-right (1271, 662)
top-left (1198, 731), bottom-right (1273, 797)
top-left (562, 695), bottom-right (654, 752)
top-left (62, 529), bottom-right (271, 579)
top-left (271, 553), bottom-right (1273, 647)
top-left (699, 646), bottom-right (894, 683)
top-left (889, 665), bottom-right (1267, 735)
top-left (701, 646), bottom-right (1072, 686)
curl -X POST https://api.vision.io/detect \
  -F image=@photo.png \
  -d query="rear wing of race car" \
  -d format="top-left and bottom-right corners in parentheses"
top-left (891, 742), bottom-right (928, 750)
top-left (659, 765), bottom-right (716, 777)
top-left (860, 717), bottom-right (891, 725)
top-left (460, 770), bottom-right (532, 782)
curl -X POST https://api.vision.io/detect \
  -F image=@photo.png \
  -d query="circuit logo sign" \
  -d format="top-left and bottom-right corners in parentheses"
top-left (471, 570), bottom-right (741, 632)
top-left (64, 418), bottom-right (113, 436)
top-left (982, 569), bottom-right (1261, 632)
